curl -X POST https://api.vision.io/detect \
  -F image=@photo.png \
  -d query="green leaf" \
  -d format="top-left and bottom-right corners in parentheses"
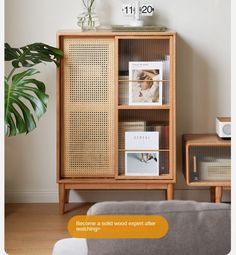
top-left (15, 91), bottom-right (47, 119)
top-left (5, 43), bottom-right (18, 60)
top-left (21, 79), bottom-right (46, 93)
top-left (7, 114), bottom-right (17, 136)
top-left (11, 97), bottom-right (37, 133)
top-left (5, 42), bottom-right (63, 68)
top-left (4, 69), bottom-right (48, 136)
top-left (9, 105), bottom-right (26, 134)
top-left (21, 86), bottom-right (49, 106)
top-left (12, 69), bottom-right (39, 85)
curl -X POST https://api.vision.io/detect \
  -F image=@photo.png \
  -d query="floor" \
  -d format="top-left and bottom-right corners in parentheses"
top-left (5, 203), bottom-right (92, 255)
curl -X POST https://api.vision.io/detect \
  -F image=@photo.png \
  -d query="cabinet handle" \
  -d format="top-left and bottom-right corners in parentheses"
top-left (193, 156), bottom-right (197, 173)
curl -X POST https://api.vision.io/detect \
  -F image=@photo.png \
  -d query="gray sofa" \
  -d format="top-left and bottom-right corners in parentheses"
top-left (53, 201), bottom-right (231, 255)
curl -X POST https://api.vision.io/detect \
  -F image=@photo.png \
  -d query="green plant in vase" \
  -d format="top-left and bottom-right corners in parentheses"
top-left (78, 0), bottom-right (100, 30)
top-left (5, 43), bottom-right (63, 136)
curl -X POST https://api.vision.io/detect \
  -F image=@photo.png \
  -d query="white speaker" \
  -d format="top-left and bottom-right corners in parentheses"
top-left (216, 117), bottom-right (231, 138)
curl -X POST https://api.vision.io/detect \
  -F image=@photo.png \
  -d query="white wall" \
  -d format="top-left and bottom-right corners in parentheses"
top-left (5, 0), bottom-right (231, 203)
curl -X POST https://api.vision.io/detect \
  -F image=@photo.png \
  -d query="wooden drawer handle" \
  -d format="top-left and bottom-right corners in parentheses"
top-left (193, 156), bottom-right (197, 173)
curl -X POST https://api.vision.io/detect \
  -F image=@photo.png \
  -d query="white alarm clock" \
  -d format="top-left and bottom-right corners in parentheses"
top-left (122, 1), bottom-right (155, 27)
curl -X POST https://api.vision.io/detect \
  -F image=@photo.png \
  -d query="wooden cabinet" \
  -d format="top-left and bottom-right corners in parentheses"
top-left (183, 134), bottom-right (231, 203)
top-left (57, 31), bottom-right (176, 213)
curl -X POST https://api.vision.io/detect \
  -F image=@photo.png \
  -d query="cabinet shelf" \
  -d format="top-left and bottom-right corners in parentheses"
top-left (187, 181), bottom-right (230, 187)
top-left (118, 149), bottom-right (170, 152)
top-left (118, 80), bottom-right (170, 83)
top-left (118, 105), bottom-right (170, 110)
top-left (116, 173), bottom-right (172, 180)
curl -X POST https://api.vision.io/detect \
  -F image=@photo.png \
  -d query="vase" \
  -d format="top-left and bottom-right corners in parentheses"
top-left (77, 8), bottom-right (100, 31)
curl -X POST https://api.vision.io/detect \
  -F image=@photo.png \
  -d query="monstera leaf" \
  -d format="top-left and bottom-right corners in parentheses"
top-left (5, 42), bottom-right (62, 68)
top-left (5, 69), bottom-right (49, 136)
top-left (5, 42), bottom-right (63, 136)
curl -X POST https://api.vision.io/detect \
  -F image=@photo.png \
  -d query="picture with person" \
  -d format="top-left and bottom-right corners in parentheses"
top-left (129, 61), bottom-right (163, 105)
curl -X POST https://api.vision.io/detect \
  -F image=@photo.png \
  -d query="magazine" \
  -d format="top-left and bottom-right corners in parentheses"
top-left (125, 131), bottom-right (159, 176)
top-left (129, 61), bottom-right (163, 105)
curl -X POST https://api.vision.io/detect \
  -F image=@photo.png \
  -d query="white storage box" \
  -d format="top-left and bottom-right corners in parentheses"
top-left (199, 159), bottom-right (231, 181)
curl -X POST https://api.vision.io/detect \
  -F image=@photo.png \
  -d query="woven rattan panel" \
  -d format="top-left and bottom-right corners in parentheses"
top-left (62, 38), bottom-right (115, 177)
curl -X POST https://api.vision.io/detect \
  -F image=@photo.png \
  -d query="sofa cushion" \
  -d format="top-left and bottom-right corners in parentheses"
top-left (87, 201), bottom-right (230, 255)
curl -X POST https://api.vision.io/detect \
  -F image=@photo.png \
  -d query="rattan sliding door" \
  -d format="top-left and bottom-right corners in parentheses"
top-left (61, 38), bottom-right (115, 177)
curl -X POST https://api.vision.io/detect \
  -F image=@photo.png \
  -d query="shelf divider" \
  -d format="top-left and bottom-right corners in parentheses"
top-left (118, 105), bottom-right (170, 110)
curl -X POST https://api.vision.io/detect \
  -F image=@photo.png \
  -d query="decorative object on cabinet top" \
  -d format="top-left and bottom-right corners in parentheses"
top-left (111, 25), bottom-right (167, 32)
top-left (77, 0), bottom-right (100, 31)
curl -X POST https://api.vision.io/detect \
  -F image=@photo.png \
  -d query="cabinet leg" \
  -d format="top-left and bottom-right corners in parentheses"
top-left (215, 186), bottom-right (223, 203)
top-left (210, 187), bottom-right (215, 202)
top-left (65, 189), bottom-right (70, 204)
top-left (166, 184), bottom-right (174, 200)
top-left (59, 184), bottom-right (66, 214)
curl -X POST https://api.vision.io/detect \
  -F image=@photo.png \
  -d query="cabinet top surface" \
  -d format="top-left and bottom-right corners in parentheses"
top-left (57, 30), bottom-right (176, 37)
top-left (183, 134), bottom-right (231, 146)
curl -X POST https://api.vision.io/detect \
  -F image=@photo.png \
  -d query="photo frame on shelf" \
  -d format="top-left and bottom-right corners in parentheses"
top-left (128, 61), bottom-right (163, 105)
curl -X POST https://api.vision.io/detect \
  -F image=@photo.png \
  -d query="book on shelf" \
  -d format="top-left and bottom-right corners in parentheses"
top-left (124, 131), bottom-right (160, 176)
top-left (128, 61), bottom-right (163, 106)
top-left (162, 55), bottom-right (170, 105)
top-left (146, 123), bottom-right (169, 174)
top-left (125, 131), bottom-right (159, 150)
top-left (118, 57), bottom-right (170, 106)
top-left (119, 75), bottom-right (129, 105)
top-left (146, 122), bottom-right (169, 149)
top-left (118, 122), bottom-right (145, 172)
top-left (118, 123), bottom-right (169, 175)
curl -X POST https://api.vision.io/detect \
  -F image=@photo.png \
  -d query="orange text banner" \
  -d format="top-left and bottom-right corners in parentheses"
top-left (68, 215), bottom-right (169, 239)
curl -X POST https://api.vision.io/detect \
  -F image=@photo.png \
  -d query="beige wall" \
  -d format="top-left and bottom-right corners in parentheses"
top-left (5, 0), bottom-right (231, 202)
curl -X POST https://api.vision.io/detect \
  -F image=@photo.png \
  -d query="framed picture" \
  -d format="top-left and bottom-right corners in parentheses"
top-left (129, 61), bottom-right (163, 105)
top-left (125, 151), bottom-right (159, 176)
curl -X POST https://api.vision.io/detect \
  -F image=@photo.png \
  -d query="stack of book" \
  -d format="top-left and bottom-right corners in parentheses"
top-left (146, 122), bottom-right (169, 149)
top-left (118, 122), bottom-right (145, 172)
top-left (162, 55), bottom-right (170, 105)
top-left (118, 75), bottom-right (129, 105)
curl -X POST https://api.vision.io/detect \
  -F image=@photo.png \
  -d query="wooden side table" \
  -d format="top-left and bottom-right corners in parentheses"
top-left (183, 134), bottom-right (231, 203)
